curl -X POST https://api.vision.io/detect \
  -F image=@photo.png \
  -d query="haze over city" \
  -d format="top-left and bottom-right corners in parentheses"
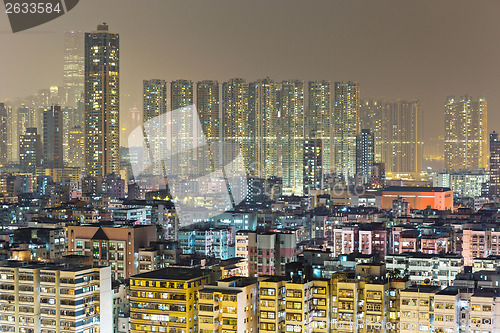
top-left (2, 0), bottom-right (500, 155)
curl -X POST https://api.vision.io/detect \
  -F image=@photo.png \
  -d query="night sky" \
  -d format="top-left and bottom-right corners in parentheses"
top-left (1, 0), bottom-right (499, 154)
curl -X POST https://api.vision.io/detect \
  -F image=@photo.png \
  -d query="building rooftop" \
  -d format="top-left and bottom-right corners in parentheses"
top-left (76, 224), bottom-right (154, 229)
top-left (0, 260), bottom-right (105, 272)
top-left (91, 227), bottom-right (109, 240)
top-left (476, 255), bottom-right (500, 261)
top-left (383, 186), bottom-right (451, 192)
top-left (218, 257), bottom-right (246, 266)
top-left (131, 267), bottom-right (206, 281)
top-left (261, 276), bottom-right (289, 283)
top-left (402, 285), bottom-right (441, 293)
top-left (436, 286), bottom-right (460, 296)
top-left (390, 252), bottom-right (462, 259)
top-left (472, 288), bottom-right (500, 298)
top-left (199, 286), bottom-right (242, 294)
top-left (218, 276), bottom-right (258, 287)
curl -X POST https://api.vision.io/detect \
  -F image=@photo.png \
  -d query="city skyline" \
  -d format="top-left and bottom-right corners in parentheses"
top-left (2, 3), bottom-right (500, 333)
top-left (1, 0), bottom-right (500, 155)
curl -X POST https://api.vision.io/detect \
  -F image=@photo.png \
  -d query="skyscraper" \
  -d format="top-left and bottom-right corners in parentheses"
top-left (333, 81), bottom-right (360, 182)
top-left (280, 80), bottom-right (305, 196)
top-left (308, 81), bottom-right (332, 176)
top-left (222, 78), bottom-right (250, 172)
top-left (360, 99), bottom-right (423, 176)
top-left (0, 103), bottom-right (8, 165)
top-left (249, 78), bottom-right (279, 178)
top-left (17, 106), bottom-right (32, 144)
top-left (170, 79), bottom-right (194, 175)
top-left (356, 129), bottom-right (375, 184)
top-left (303, 138), bottom-right (322, 194)
top-left (444, 96), bottom-right (488, 170)
top-left (360, 99), bottom-right (387, 162)
top-left (19, 128), bottom-right (42, 174)
top-left (197, 80), bottom-right (220, 173)
top-left (62, 103), bottom-right (84, 163)
top-left (43, 105), bottom-right (64, 168)
top-left (64, 31), bottom-right (84, 108)
top-left (489, 131), bottom-right (500, 197)
top-left (84, 23), bottom-right (119, 177)
top-left (171, 79), bottom-right (194, 111)
top-left (5, 103), bottom-right (13, 163)
top-left (68, 126), bottom-right (85, 168)
top-left (384, 100), bottom-right (423, 175)
top-left (143, 79), bottom-right (168, 174)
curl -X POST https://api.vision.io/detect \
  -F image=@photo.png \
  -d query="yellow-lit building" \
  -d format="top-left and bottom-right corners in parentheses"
top-left (305, 279), bottom-right (330, 332)
top-left (259, 276), bottom-right (286, 332)
top-left (0, 262), bottom-right (112, 333)
top-left (129, 267), bottom-right (209, 333)
top-left (37, 166), bottom-right (81, 183)
top-left (399, 286), bottom-right (440, 333)
top-left (331, 278), bottom-right (409, 333)
top-left (198, 276), bottom-right (258, 333)
top-left (433, 287), bottom-right (461, 333)
top-left (67, 126), bottom-right (85, 168)
top-left (257, 276), bottom-right (330, 333)
top-left (215, 258), bottom-right (249, 279)
top-left (84, 23), bottom-right (120, 177)
top-left (388, 280), bottom-right (409, 333)
top-left (126, 264), bottom-right (500, 333)
top-left (330, 264), bottom-right (408, 333)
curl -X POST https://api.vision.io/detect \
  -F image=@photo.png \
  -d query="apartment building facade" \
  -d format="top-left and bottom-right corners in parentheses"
top-left (67, 225), bottom-right (157, 279)
top-left (248, 230), bottom-right (297, 276)
top-left (385, 253), bottom-right (463, 288)
top-left (129, 267), bottom-right (209, 333)
top-left (0, 262), bottom-right (112, 333)
top-left (198, 277), bottom-right (258, 333)
top-left (462, 228), bottom-right (500, 266)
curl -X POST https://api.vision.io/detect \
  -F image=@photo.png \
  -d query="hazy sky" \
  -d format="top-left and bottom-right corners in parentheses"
top-left (1, 0), bottom-right (499, 153)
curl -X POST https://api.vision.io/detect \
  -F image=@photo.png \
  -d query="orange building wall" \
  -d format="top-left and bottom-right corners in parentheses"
top-left (382, 190), bottom-right (453, 210)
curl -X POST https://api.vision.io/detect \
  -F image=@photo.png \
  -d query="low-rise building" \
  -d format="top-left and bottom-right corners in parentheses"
top-left (467, 288), bottom-right (500, 332)
top-left (472, 255), bottom-right (500, 272)
top-left (178, 226), bottom-right (234, 260)
top-left (129, 267), bottom-right (209, 333)
top-left (381, 186), bottom-right (453, 210)
top-left (386, 252), bottom-right (463, 288)
top-left (138, 240), bottom-right (181, 273)
top-left (433, 287), bottom-right (461, 333)
top-left (0, 261), bottom-right (112, 333)
top-left (462, 228), bottom-right (500, 266)
top-left (67, 224), bottom-right (157, 280)
top-left (248, 230), bottom-right (297, 276)
top-left (12, 226), bottom-right (67, 261)
top-left (399, 286), bottom-right (441, 333)
top-left (198, 276), bottom-right (258, 333)
top-left (435, 168), bottom-right (489, 198)
top-left (258, 276), bottom-right (330, 333)
top-left (235, 230), bottom-right (249, 258)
